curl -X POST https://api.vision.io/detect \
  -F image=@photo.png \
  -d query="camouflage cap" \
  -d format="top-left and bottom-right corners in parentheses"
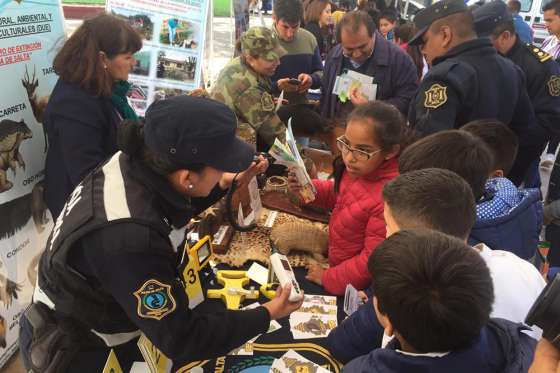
top-left (241, 26), bottom-right (287, 60)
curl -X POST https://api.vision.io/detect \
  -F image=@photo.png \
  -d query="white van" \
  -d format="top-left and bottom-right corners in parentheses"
top-left (520, 0), bottom-right (554, 45)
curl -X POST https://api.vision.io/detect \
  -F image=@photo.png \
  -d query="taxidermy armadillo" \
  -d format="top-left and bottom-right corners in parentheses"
top-left (270, 222), bottom-right (328, 259)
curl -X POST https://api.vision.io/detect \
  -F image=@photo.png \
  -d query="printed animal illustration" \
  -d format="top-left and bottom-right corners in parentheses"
top-left (0, 119), bottom-right (32, 193)
top-left (22, 65), bottom-right (49, 152)
top-left (0, 315), bottom-right (5, 349)
top-left (0, 260), bottom-right (22, 309)
top-left (0, 181), bottom-right (49, 240)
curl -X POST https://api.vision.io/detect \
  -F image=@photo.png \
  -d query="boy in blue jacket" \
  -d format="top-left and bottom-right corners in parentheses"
top-left (342, 229), bottom-right (535, 373)
top-left (462, 120), bottom-right (543, 260)
top-left (396, 128), bottom-right (542, 260)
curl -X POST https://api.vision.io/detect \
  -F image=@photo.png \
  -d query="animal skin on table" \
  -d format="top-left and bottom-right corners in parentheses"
top-left (213, 209), bottom-right (328, 269)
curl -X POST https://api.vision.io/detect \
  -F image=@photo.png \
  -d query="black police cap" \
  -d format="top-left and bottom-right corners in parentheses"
top-left (472, 1), bottom-right (513, 37)
top-left (409, 0), bottom-right (469, 46)
top-left (144, 95), bottom-right (254, 173)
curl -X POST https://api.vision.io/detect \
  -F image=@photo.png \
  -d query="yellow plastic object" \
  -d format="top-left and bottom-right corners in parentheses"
top-left (259, 283), bottom-right (278, 300)
top-left (207, 270), bottom-right (259, 309)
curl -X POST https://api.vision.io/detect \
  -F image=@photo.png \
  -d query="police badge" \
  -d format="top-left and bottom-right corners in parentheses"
top-left (548, 76), bottom-right (560, 97)
top-left (424, 83), bottom-right (448, 109)
top-left (134, 279), bottom-right (177, 320)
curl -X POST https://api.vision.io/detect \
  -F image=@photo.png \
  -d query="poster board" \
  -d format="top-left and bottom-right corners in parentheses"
top-left (0, 0), bottom-right (65, 367)
top-left (106, 0), bottom-right (211, 116)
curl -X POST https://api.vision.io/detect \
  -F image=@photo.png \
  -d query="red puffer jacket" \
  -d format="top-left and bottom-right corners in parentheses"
top-left (312, 158), bottom-right (399, 295)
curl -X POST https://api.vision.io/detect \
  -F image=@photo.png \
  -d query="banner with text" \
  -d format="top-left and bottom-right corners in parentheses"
top-left (0, 0), bottom-right (64, 367)
top-left (107, 0), bottom-right (210, 116)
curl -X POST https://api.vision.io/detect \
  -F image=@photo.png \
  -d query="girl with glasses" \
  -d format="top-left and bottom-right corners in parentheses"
top-left (288, 101), bottom-right (404, 295)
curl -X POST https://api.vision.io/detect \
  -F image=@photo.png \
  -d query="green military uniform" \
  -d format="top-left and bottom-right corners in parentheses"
top-left (211, 27), bottom-right (287, 151)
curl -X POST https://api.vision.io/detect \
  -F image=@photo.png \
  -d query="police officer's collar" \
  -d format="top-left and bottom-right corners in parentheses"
top-left (129, 159), bottom-right (194, 229)
top-left (432, 38), bottom-right (495, 66)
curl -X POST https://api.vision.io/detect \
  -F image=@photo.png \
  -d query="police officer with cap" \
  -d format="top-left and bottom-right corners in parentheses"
top-left (211, 26), bottom-right (288, 153)
top-left (19, 96), bottom-right (303, 372)
top-left (407, 0), bottom-right (535, 161)
top-left (473, 0), bottom-right (560, 185)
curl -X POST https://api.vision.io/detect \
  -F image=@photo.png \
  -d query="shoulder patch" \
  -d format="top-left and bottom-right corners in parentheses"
top-left (261, 94), bottom-right (275, 111)
top-left (424, 83), bottom-right (448, 109)
top-left (134, 279), bottom-right (176, 320)
top-left (526, 43), bottom-right (553, 63)
top-left (548, 75), bottom-right (560, 97)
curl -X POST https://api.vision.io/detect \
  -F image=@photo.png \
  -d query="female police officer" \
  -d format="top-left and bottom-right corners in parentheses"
top-left (211, 27), bottom-right (288, 152)
top-left (19, 96), bottom-right (303, 372)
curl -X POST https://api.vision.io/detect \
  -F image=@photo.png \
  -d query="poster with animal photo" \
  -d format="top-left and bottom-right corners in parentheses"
top-left (107, 0), bottom-right (210, 114)
top-left (0, 0), bottom-right (64, 367)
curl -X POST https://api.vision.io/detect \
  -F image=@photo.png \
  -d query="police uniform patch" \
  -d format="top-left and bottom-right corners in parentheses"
top-left (261, 94), bottom-right (275, 111)
top-left (548, 75), bottom-right (560, 97)
top-left (424, 83), bottom-right (448, 109)
top-left (134, 279), bottom-right (176, 320)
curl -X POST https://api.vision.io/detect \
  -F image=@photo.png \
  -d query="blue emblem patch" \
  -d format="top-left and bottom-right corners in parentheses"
top-left (134, 279), bottom-right (176, 320)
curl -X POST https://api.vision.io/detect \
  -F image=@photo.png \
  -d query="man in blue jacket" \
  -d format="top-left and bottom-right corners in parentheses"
top-left (508, 0), bottom-right (534, 44)
top-left (320, 11), bottom-right (418, 125)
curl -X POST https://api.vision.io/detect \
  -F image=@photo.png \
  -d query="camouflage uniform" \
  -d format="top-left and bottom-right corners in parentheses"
top-left (211, 27), bottom-right (287, 151)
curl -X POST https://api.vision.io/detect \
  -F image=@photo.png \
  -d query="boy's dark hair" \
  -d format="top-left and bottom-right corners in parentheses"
top-left (332, 101), bottom-right (405, 192)
top-left (274, 0), bottom-right (304, 24)
top-left (382, 168), bottom-right (476, 240)
top-left (338, 10), bottom-right (376, 39)
top-left (461, 120), bottom-right (519, 175)
top-left (369, 229), bottom-right (494, 353)
top-left (53, 14), bottom-right (142, 97)
top-left (399, 130), bottom-right (494, 200)
top-left (379, 9), bottom-right (397, 23)
top-left (544, 0), bottom-right (560, 14)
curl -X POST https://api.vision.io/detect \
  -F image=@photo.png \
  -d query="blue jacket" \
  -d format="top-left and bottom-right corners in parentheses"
top-left (342, 318), bottom-right (536, 373)
top-left (320, 31), bottom-right (419, 117)
top-left (327, 302), bottom-right (384, 364)
top-left (513, 14), bottom-right (534, 44)
top-left (469, 178), bottom-right (543, 260)
top-left (44, 79), bottom-right (120, 219)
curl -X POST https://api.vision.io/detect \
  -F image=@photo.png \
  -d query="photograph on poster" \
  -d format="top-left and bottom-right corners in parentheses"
top-left (153, 86), bottom-right (191, 101)
top-left (127, 83), bottom-right (149, 112)
top-left (160, 17), bottom-right (200, 49)
top-left (111, 7), bottom-right (155, 41)
top-left (156, 50), bottom-right (197, 82)
top-left (132, 50), bottom-right (151, 76)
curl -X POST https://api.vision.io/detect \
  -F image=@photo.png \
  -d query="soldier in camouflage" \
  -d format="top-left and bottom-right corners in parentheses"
top-left (211, 27), bottom-right (288, 152)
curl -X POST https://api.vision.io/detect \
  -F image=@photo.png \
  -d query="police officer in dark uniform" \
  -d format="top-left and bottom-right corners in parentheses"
top-left (472, 1), bottom-right (560, 186)
top-left (407, 0), bottom-right (536, 182)
top-left (19, 96), bottom-right (303, 372)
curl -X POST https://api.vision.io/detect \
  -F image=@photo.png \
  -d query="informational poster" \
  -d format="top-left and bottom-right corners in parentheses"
top-left (0, 0), bottom-right (64, 367)
top-left (107, 0), bottom-right (211, 116)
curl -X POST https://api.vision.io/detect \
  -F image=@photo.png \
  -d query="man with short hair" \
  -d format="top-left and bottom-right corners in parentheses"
top-left (473, 1), bottom-right (560, 186)
top-left (270, 0), bottom-right (327, 137)
top-left (407, 0), bottom-right (536, 186)
top-left (326, 168), bottom-right (545, 364)
top-left (507, 0), bottom-right (534, 43)
top-left (320, 11), bottom-right (418, 124)
top-left (543, 0), bottom-right (560, 61)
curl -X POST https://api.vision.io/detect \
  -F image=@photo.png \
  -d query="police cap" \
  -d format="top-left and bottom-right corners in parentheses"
top-left (144, 95), bottom-right (254, 173)
top-left (409, 0), bottom-right (469, 46)
top-left (472, 1), bottom-right (513, 37)
top-left (241, 26), bottom-right (287, 61)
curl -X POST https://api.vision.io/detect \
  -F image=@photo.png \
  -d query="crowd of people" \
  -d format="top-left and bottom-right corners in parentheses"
top-left (16, 0), bottom-right (560, 371)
